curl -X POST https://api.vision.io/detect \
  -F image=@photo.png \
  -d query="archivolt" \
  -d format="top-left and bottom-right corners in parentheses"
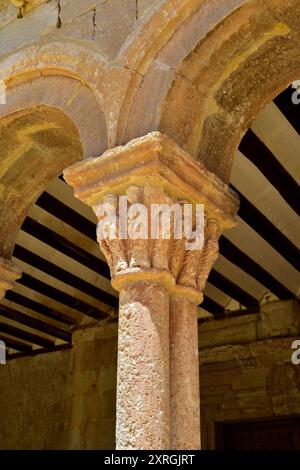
top-left (121, 0), bottom-right (300, 181)
top-left (0, 45), bottom-right (108, 258)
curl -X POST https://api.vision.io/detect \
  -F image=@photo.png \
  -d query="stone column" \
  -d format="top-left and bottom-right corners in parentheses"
top-left (0, 256), bottom-right (21, 300)
top-left (117, 277), bottom-right (171, 449)
top-left (64, 131), bottom-right (238, 450)
top-left (169, 220), bottom-right (221, 449)
top-left (105, 184), bottom-right (176, 449)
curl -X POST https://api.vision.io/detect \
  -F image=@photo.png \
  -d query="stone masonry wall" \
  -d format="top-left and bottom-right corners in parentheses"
top-left (200, 337), bottom-right (300, 449)
top-left (68, 323), bottom-right (118, 450)
top-left (0, 322), bottom-right (118, 450)
top-left (0, 0), bottom-right (159, 60)
top-left (199, 300), bottom-right (300, 449)
top-left (0, 301), bottom-right (299, 449)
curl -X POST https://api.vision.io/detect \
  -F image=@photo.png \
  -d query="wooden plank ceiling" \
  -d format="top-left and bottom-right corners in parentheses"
top-left (1, 84), bottom-right (299, 358)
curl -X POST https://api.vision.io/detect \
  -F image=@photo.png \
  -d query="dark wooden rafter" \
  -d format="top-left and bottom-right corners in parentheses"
top-left (5, 290), bottom-right (75, 326)
top-left (22, 217), bottom-right (110, 279)
top-left (274, 85), bottom-right (300, 135)
top-left (37, 192), bottom-right (96, 240)
top-left (239, 130), bottom-right (300, 217)
top-left (17, 272), bottom-right (108, 320)
top-left (201, 296), bottom-right (224, 315)
top-left (219, 237), bottom-right (295, 300)
top-left (7, 343), bottom-right (72, 361)
top-left (14, 244), bottom-right (117, 308)
top-left (231, 185), bottom-right (300, 272)
top-left (0, 322), bottom-right (54, 348)
top-left (208, 269), bottom-right (259, 308)
top-left (0, 334), bottom-right (32, 352)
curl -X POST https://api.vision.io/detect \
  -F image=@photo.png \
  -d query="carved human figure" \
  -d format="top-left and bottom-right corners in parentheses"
top-left (95, 193), bottom-right (128, 275)
top-left (126, 186), bottom-right (150, 269)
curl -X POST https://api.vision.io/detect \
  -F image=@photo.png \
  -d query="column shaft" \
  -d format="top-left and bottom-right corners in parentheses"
top-left (170, 296), bottom-right (200, 449)
top-left (117, 281), bottom-right (170, 450)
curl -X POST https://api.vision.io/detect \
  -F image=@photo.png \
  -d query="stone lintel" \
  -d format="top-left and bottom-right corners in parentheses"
top-left (0, 257), bottom-right (22, 299)
top-left (64, 132), bottom-right (239, 230)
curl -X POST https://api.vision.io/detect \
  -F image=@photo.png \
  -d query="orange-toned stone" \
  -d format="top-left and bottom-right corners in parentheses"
top-left (169, 219), bottom-right (221, 449)
top-left (64, 132), bottom-right (238, 450)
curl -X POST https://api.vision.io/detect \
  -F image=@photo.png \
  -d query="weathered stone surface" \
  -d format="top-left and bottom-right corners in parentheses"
top-left (158, 0), bottom-right (300, 181)
top-left (58, 0), bottom-right (137, 60)
top-left (0, 1), bottom-right (16, 28)
top-left (59, 0), bottom-right (99, 23)
top-left (64, 132), bottom-right (239, 230)
top-left (199, 301), bottom-right (300, 349)
top-left (199, 314), bottom-right (259, 348)
top-left (0, 2), bottom-right (58, 56)
top-left (55, 11), bottom-right (95, 44)
top-left (0, 348), bottom-right (72, 449)
top-left (117, 281), bottom-right (170, 450)
top-left (259, 300), bottom-right (299, 338)
top-left (69, 324), bottom-right (117, 450)
top-left (200, 335), bottom-right (300, 448)
top-left (93, 0), bottom-right (136, 60)
top-left (170, 296), bottom-right (200, 449)
top-left (0, 106), bottom-right (82, 259)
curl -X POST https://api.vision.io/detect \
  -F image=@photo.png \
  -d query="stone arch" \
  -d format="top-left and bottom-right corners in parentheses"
top-left (0, 72), bottom-right (108, 258)
top-left (122, 0), bottom-right (300, 181)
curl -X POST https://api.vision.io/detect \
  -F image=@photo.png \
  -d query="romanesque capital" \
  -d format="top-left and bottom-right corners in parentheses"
top-left (93, 184), bottom-right (177, 292)
top-left (64, 132), bottom-right (239, 292)
top-left (0, 256), bottom-right (22, 300)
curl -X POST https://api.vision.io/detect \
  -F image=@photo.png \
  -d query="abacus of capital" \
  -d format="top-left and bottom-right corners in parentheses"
top-left (64, 132), bottom-right (239, 450)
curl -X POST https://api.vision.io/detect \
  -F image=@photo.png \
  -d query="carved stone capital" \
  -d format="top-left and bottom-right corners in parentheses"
top-left (64, 132), bottom-right (239, 291)
top-left (0, 257), bottom-right (22, 300)
top-left (92, 184), bottom-right (178, 290)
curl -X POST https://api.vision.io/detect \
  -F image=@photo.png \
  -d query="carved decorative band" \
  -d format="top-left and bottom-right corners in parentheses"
top-left (64, 132), bottom-right (239, 230)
